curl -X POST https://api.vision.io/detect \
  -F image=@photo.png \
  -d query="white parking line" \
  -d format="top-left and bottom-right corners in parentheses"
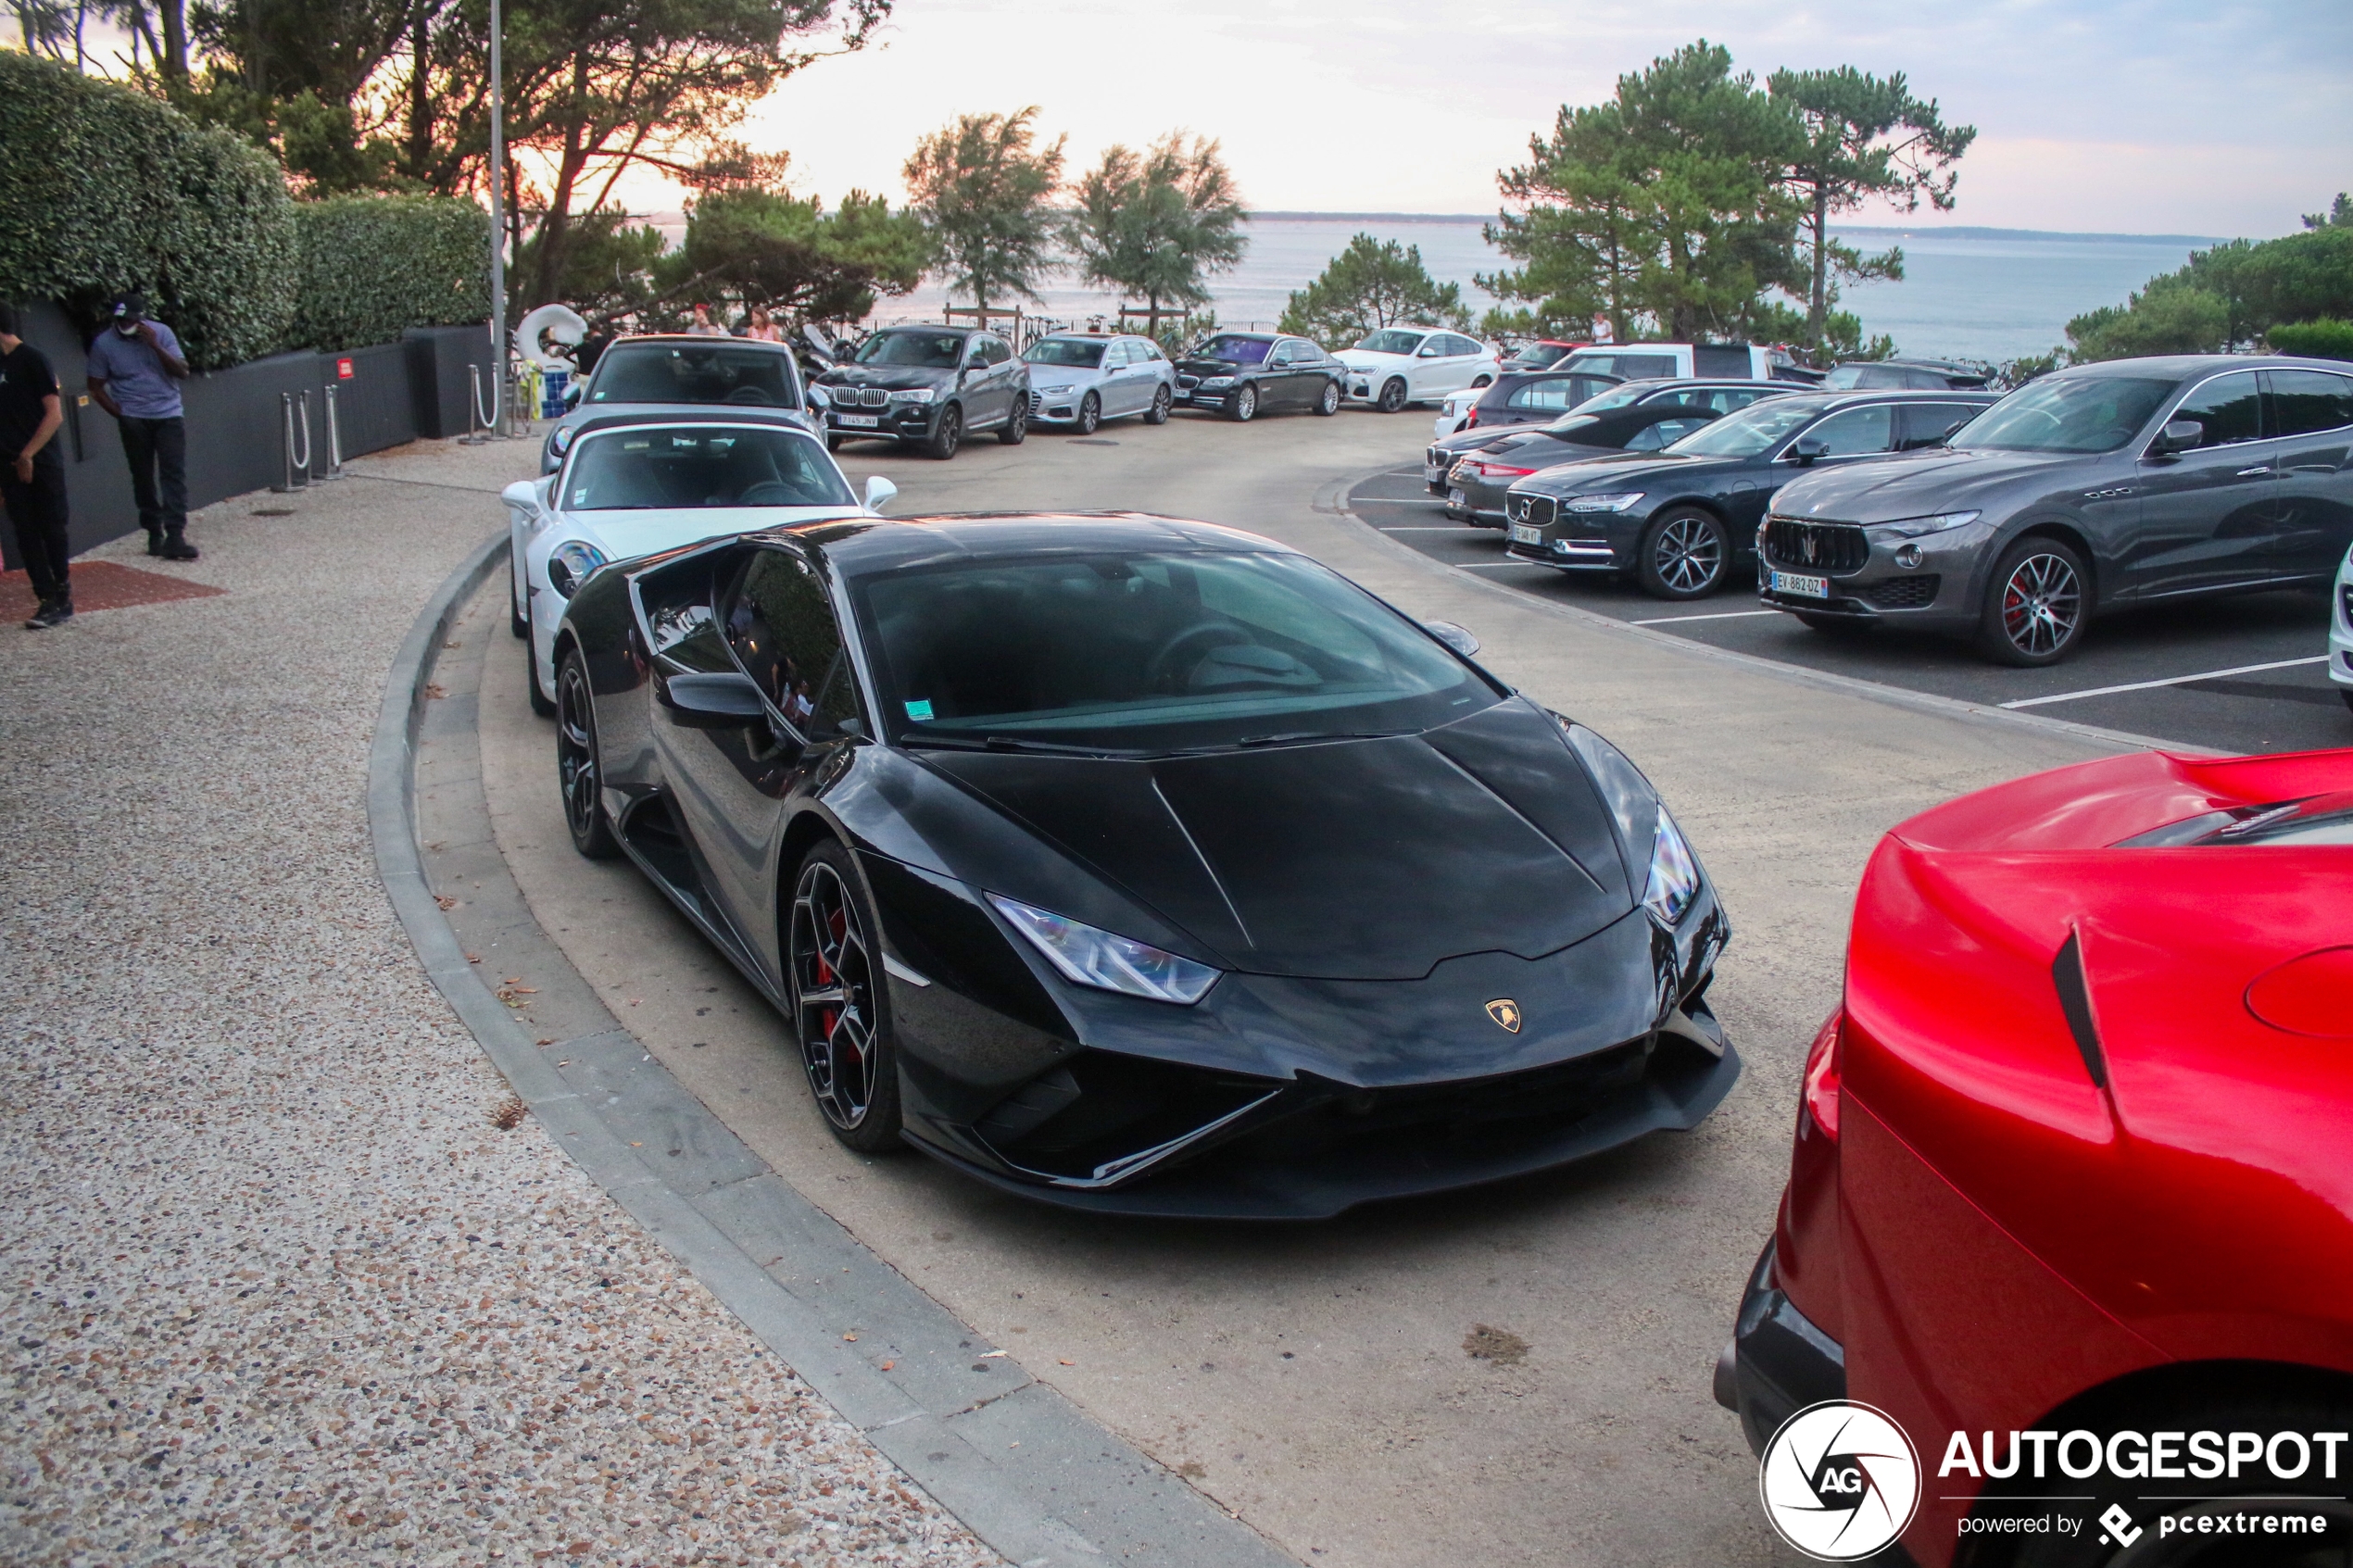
top-left (1457, 560), bottom-right (1547, 569)
top-left (2000, 656), bottom-right (2329, 709)
top-left (1631, 609), bottom-right (1785, 626)
top-left (1379, 525), bottom-right (1478, 533)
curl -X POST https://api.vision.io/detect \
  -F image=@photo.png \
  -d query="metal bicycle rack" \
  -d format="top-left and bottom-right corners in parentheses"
top-left (319, 384), bottom-right (346, 480)
top-left (271, 390), bottom-right (315, 493)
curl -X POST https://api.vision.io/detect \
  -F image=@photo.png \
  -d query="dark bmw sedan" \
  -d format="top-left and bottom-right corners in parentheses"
top-left (1442, 383), bottom-right (1800, 523)
top-left (1503, 389), bottom-right (1995, 598)
top-left (549, 514), bottom-right (1736, 1217)
top-left (1174, 332), bottom-right (1346, 420)
top-left (1426, 378), bottom-right (1791, 496)
top-left (812, 324), bottom-right (1029, 459)
top-left (1759, 355), bottom-right (2353, 663)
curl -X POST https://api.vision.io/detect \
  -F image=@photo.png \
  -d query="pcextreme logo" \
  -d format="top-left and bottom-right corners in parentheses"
top-left (1759, 1400), bottom-right (1923, 1562)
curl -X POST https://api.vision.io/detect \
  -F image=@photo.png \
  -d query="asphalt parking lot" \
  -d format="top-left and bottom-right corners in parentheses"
top-left (460, 404), bottom-right (2134, 1568)
top-left (1352, 458), bottom-right (2351, 755)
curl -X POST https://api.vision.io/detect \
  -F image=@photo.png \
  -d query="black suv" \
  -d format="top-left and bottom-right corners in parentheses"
top-left (813, 325), bottom-right (1029, 458)
top-left (1762, 356), bottom-right (2353, 664)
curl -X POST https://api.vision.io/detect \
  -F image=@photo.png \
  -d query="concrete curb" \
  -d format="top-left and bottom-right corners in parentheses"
top-left (367, 536), bottom-right (1297, 1568)
top-left (1320, 469), bottom-right (2221, 759)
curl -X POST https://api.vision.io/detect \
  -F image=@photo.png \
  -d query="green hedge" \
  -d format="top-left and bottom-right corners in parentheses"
top-left (2268, 318), bottom-right (2353, 361)
top-left (0, 51), bottom-right (296, 370)
top-left (287, 195), bottom-right (490, 353)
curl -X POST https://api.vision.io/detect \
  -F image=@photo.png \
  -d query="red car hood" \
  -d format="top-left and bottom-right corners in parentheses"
top-left (1842, 748), bottom-right (2353, 1352)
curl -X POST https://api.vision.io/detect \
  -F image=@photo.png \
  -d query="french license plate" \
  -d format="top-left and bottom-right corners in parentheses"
top-left (1426, 464), bottom-right (1445, 485)
top-left (1510, 524), bottom-right (1544, 546)
top-left (1449, 487), bottom-right (1468, 510)
top-left (835, 413), bottom-right (880, 429)
top-left (1770, 570), bottom-right (1830, 599)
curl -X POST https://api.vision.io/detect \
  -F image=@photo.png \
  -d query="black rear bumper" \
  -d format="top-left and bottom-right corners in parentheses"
top-left (1716, 1238), bottom-right (1845, 1455)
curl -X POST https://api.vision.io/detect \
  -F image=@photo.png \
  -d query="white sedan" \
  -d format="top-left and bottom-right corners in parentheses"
top-left (506, 416), bottom-right (895, 714)
top-left (2333, 541), bottom-right (2353, 715)
top-left (1335, 328), bottom-right (1501, 413)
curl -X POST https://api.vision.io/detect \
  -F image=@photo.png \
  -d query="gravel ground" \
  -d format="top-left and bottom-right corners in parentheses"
top-left (0, 441), bottom-right (1002, 1567)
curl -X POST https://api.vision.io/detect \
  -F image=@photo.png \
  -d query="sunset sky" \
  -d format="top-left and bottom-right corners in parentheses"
top-left (708, 0), bottom-right (2348, 238)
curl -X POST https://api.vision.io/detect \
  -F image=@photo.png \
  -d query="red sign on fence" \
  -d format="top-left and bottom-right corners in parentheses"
top-left (336, 358), bottom-right (354, 380)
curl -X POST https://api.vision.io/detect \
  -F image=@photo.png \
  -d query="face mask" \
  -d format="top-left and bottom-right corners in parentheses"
top-left (117, 320), bottom-right (141, 337)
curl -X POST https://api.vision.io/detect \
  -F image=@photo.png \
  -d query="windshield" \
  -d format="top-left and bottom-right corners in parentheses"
top-left (855, 331), bottom-right (964, 368)
top-left (1665, 397), bottom-right (1826, 458)
top-left (853, 549), bottom-right (1499, 753)
top-left (1355, 330), bottom-right (1427, 356)
top-left (1193, 335), bottom-right (1272, 366)
top-left (1956, 376), bottom-right (2175, 454)
top-left (1509, 344), bottom-right (1574, 370)
top-left (561, 426), bottom-right (853, 511)
top-left (587, 343), bottom-right (798, 408)
top-left (1024, 338), bottom-right (1106, 368)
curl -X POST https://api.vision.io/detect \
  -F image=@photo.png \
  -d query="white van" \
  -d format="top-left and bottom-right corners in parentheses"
top-left (1561, 343), bottom-right (1817, 383)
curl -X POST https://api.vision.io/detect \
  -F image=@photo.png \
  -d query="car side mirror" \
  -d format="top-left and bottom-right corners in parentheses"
top-left (817, 715), bottom-right (866, 741)
top-left (2150, 419), bottom-right (2204, 457)
top-left (500, 479), bottom-right (539, 511)
top-left (1788, 435), bottom-right (1828, 466)
top-left (809, 383), bottom-right (831, 409)
top-left (863, 475), bottom-right (897, 511)
top-left (660, 671), bottom-right (768, 729)
top-left (1418, 344), bottom-right (1445, 358)
top-left (1423, 620), bottom-right (1480, 657)
top-left (562, 380), bottom-right (584, 407)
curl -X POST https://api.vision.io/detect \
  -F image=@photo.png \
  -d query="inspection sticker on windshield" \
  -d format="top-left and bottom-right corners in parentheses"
top-left (1770, 570), bottom-right (1831, 599)
top-left (1511, 524), bottom-right (1544, 546)
top-left (836, 414), bottom-right (880, 428)
top-left (904, 698), bottom-right (934, 721)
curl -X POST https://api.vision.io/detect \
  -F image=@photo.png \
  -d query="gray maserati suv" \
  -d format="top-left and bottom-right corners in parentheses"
top-left (1757, 356), bottom-right (2353, 664)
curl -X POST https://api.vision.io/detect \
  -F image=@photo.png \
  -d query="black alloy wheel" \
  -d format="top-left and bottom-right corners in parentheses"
top-left (1227, 383), bottom-right (1258, 422)
top-left (1377, 378), bottom-right (1408, 413)
top-left (1314, 380), bottom-right (1340, 416)
top-left (1076, 391), bottom-right (1101, 434)
top-left (554, 648), bottom-right (617, 859)
top-left (1472, 373), bottom-right (1493, 388)
top-left (1144, 384), bottom-right (1171, 425)
top-left (1979, 536), bottom-right (2088, 666)
top-left (1638, 508), bottom-right (1731, 599)
top-left (525, 635), bottom-right (557, 716)
top-left (925, 404), bottom-right (963, 459)
top-left (786, 842), bottom-right (902, 1151)
top-left (510, 557), bottom-right (529, 639)
top-left (998, 397), bottom-right (1028, 445)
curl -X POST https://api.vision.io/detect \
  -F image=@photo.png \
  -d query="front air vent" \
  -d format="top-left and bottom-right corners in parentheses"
top-left (1764, 517), bottom-right (1869, 574)
top-left (1509, 493), bottom-right (1557, 527)
top-left (976, 1051), bottom-right (1281, 1185)
top-left (1869, 576), bottom-right (1940, 609)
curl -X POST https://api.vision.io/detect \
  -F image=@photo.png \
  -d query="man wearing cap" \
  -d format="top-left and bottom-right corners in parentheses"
top-left (86, 292), bottom-right (196, 560)
top-left (0, 302), bottom-right (73, 628)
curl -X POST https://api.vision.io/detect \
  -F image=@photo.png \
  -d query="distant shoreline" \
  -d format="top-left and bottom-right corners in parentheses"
top-left (1244, 211), bottom-right (2221, 245)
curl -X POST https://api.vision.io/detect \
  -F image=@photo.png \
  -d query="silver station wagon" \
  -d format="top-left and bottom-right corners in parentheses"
top-left (1021, 333), bottom-right (1178, 433)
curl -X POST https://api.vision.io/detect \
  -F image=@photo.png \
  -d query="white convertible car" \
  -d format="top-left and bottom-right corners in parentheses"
top-left (506, 412), bottom-right (895, 714)
top-left (1335, 328), bottom-right (1501, 413)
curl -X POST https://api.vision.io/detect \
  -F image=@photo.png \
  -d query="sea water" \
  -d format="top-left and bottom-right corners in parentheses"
top-left (882, 216), bottom-right (2208, 365)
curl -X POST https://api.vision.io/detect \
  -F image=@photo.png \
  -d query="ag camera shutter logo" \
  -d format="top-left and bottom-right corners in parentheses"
top-left (1760, 1400), bottom-right (1922, 1561)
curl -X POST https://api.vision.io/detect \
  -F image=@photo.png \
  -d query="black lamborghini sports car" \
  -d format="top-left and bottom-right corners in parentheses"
top-left (550, 513), bottom-right (1737, 1217)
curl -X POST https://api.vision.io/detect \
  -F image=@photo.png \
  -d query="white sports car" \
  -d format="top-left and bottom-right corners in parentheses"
top-left (1335, 328), bottom-right (1501, 413)
top-left (2333, 540), bottom-right (2353, 715)
top-left (506, 413), bottom-right (896, 714)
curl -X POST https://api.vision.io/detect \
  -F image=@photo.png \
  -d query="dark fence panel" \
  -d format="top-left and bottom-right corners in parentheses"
top-left (2, 301), bottom-right (488, 569)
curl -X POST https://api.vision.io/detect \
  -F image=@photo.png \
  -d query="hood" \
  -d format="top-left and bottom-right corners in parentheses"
top-left (564, 506), bottom-right (866, 562)
top-left (821, 364), bottom-right (954, 393)
top-left (1176, 354), bottom-right (1257, 376)
top-left (1336, 348), bottom-right (1410, 370)
top-left (1768, 447), bottom-right (2088, 523)
top-left (1515, 450), bottom-right (1713, 497)
top-left (915, 699), bottom-right (1636, 981)
top-left (1432, 428), bottom-right (1518, 456)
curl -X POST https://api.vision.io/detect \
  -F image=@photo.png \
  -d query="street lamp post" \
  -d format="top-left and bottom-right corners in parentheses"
top-left (486, 0), bottom-right (507, 435)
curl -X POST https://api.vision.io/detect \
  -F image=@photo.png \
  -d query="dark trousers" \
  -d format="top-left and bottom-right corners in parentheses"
top-left (2, 460), bottom-right (72, 603)
top-left (120, 414), bottom-right (187, 538)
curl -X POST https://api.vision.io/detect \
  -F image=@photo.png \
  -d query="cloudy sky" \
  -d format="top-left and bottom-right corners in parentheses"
top-left (717, 0), bottom-right (2348, 238)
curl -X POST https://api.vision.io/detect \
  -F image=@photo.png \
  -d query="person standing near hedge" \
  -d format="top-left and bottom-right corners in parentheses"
top-left (0, 302), bottom-right (73, 629)
top-left (86, 293), bottom-right (196, 561)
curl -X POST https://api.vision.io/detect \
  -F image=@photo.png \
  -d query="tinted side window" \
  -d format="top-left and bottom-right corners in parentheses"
top-left (1290, 341), bottom-right (1322, 364)
top-left (1506, 377), bottom-right (1579, 411)
top-left (1718, 387), bottom-right (1771, 410)
top-left (1446, 335), bottom-right (1481, 358)
top-left (1626, 417), bottom-right (1708, 450)
top-left (2174, 372), bottom-right (2264, 446)
top-left (725, 549), bottom-right (854, 733)
top-left (1100, 341), bottom-right (1129, 369)
top-left (1804, 405), bottom-right (1897, 456)
top-left (1902, 403), bottom-right (1982, 449)
top-left (2268, 370), bottom-right (2353, 436)
top-left (1617, 354), bottom-right (1678, 380)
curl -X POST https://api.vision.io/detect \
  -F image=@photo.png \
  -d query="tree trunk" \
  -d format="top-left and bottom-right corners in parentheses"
top-left (405, 2), bottom-right (432, 181)
top-left (1807, 184), bottom-right (1829, 345)
top-left (529, 60), bottom-right (591, 310)
top-left (157, 0), bottom-right (186, 82)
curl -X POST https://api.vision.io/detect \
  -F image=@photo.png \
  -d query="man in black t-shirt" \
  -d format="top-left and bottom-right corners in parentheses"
top-left (0, 302), bottom-right (71, 629)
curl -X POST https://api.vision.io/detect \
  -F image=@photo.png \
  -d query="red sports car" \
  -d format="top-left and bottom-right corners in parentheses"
top-left (1718, 747), bottom-right (2353, 1566)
